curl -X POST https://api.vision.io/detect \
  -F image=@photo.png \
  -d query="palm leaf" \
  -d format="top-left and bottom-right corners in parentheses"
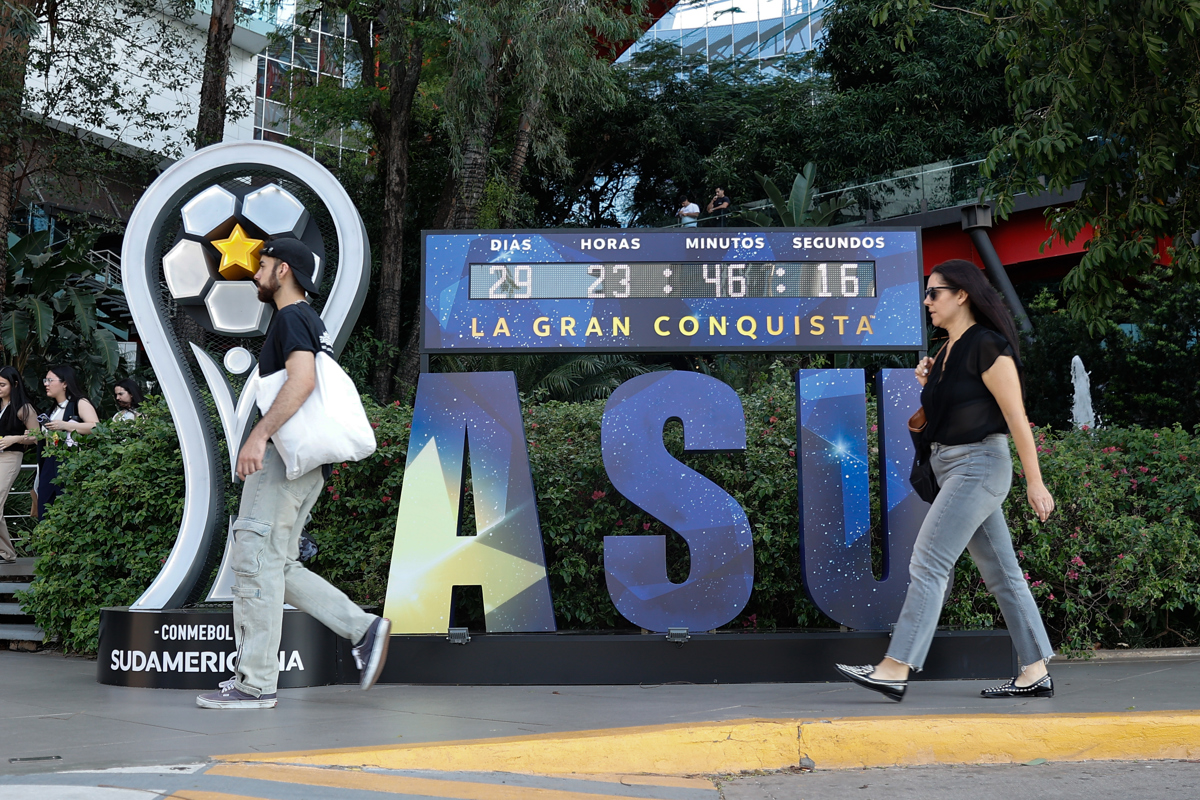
top-left (19, 296), bottom-right (54, 346)
top-left (755, 172), bottom-right (793, 226)
top-left (6, 230), bottom-right (49, 275)
top-left (0, 310), bottom-right (29, 356)
top-left (92, 328), bottom-right (120, 374)
top-left (790, 163), bottom-right (818, 225)
top-left (66, 288), bottom-right (97, 336)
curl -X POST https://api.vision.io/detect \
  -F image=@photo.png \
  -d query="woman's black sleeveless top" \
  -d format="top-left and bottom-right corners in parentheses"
top-left (920, 324), bottom-right (1020, 445)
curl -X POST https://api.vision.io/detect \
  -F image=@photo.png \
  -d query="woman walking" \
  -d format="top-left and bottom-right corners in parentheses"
top-left (37, 364), bottom-right (98, 517)
top-left (0, 367), bottom-right (38, 563)
top-left (835, 259), bottom-right (1056, 701)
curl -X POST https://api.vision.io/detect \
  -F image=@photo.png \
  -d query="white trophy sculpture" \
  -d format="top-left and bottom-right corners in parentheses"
top-left (120, 142), bottom-right (370, 610)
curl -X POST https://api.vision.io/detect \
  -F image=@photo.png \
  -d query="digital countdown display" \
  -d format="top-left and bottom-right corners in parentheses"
top-left (423, 229), bottom-right (924, 352)
top-left (470, 261), bottom-right (877, 300)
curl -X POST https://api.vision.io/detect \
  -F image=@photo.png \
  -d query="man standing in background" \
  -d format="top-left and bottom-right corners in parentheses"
top-left (676, 196), bottom-right (700, 227)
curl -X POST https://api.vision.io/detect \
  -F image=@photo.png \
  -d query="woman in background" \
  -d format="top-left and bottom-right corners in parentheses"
top-left (112, 378), bottom-right (144, 422)
top-left (0, 367), bottom-right (38, 563)
top-left (37, 364), bottom-right (98, 517)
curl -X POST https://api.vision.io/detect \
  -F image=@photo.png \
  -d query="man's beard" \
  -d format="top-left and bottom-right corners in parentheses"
top-left (256, 270), bottom-right (279, 303)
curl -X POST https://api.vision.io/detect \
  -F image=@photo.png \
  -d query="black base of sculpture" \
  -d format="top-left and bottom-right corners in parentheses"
top-left (99, 608), bottom-right (1014, 688)
top-left (366, 629), bottom-right (1015, 685)
top-left (97, 607), bottom-right (342, 690)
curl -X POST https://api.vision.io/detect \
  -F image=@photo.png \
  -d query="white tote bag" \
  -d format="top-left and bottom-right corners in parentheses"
top-left (255, 351), bottom-right (376, 480)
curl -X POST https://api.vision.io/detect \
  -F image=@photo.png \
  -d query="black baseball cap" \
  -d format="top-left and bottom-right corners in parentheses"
top-left (260, 237), bottom-right (322, 296)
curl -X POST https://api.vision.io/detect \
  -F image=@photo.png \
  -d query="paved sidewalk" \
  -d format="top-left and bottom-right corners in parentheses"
top-left (1, 648), bottom-right (1199, 797)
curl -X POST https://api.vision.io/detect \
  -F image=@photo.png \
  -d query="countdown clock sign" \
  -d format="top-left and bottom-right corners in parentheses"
top-left (421, 228), bottom-right (924, 353)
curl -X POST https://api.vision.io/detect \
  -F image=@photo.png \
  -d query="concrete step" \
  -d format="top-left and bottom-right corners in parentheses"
top-left (0, 557), bottom-right (37, 578)
top-left (0, 602), bottom-right (26, 616)
top-left (0, 623), bottom-right (43, 641)
top-left (0, 582), bottom-right (30, 595)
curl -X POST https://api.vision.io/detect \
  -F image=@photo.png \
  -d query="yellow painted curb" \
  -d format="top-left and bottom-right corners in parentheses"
top-left (219, 711), bottom-right (1200, 775)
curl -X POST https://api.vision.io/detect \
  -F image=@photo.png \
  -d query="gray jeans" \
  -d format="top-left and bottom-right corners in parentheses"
top-left (230, 444), bottom-right (374, 696)
top-left (887, 434), bottom-right (1054, 672)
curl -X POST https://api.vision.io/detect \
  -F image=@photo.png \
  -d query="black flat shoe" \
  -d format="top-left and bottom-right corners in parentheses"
top-left (835, 663), bottom-right (907, 702)
top-left (981, 674), bottom-right (1054, 698)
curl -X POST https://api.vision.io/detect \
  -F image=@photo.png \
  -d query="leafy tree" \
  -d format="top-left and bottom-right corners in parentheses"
top-left (1, 0), bottom-right (199, 297)
top-left (875, 0), bottom-right (1200, 325)
top-left (527, 4), bottom-right (1007, 229)
top-left (4, 229), bottom-right (125, 400)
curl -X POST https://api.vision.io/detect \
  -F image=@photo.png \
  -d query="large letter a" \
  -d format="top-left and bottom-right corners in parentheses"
top-left (383, 373), bottom-right (556, 633)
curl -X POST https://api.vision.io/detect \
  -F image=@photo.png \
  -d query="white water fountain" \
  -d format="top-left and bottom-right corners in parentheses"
top-left (1071, 355), bottom-right (1096, 429)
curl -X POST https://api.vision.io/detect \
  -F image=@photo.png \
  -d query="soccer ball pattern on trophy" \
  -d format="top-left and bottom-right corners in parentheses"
top-left (162, 183), bottom-right (322, 336)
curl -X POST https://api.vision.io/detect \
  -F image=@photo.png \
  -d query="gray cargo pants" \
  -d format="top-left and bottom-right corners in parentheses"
top-left (230, 444), bottom-right (373, 697)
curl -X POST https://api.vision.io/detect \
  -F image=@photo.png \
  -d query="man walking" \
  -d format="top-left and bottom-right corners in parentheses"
top-left (197, 238), bottom-right (390, 709)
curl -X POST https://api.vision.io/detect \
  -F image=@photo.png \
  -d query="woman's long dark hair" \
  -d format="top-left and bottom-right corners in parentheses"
top-left (47, 364), bottom-right (86, 402)
top-left (0, 365), bottom-right (35, 435)
top-left (929, 259), bottom-right (1022, 360)
top-left (115, 378), bottom-right (144, 409)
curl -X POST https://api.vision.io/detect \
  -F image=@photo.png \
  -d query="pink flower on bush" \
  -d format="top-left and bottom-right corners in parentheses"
top-left (643, 522), bottom-right (651, 530)
top-left (591, 490), bottom-right (606, 500)
top-left (1081, 425), bottom-right (1089, 431)
top-left (1138, 465), bottom-right (1149, 473)
top-left (1066, 570), bottom-right (1078, 580)
top-left (1070, 555), bottom-right (1085, 567)
top-left (1023, 572), bottom-right (1031, 580)
top-left (1131, 478), bottom-right (1138, 488)
top-left (616, 519), bottom-right (624, 526)
top-left (788, 450), bottom-right (796, 458)
top-left (1117, 553), bottom-right (1125, 559)
top-left (1018, 550), bottom-right (1025, 559)
top-left (1032, 580), bottom-right (1043, 587)
top-left (1084, 482), bottom-right (1091, 487)
top-left (870, 424), bottom-right (878, 433)
top-left (1049, 593), bottom-right (1056, 600)
top-left (381, 495), bottom-right (390, 503)
top-left (769, 416), bottom-right (778, 424)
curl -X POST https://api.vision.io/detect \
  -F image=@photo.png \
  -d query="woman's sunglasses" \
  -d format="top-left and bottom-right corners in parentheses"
top-left (923, 285), bottom-right (960, 300)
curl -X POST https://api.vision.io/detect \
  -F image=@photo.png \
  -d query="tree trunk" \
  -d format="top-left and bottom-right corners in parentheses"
top-left (506, 106), bottom-right (536, 187)
top-left (195, 0), bottom-right (237, 149)
top-left (369, 30), bottom-right (425, 401)
top-left (0, 0), bottom-right (34, 304)
top-left (450, 93), bottom-right (501, 229)
top-left (498, 106), bottom-right (535, 228)
top-left (394, 311), bottom-right (423, 397)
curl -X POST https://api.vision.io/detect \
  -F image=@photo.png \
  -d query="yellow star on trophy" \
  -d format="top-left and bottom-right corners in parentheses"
top-left (211, 224), bottom-right (264, 281)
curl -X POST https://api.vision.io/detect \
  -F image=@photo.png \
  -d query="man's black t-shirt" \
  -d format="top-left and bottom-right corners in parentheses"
top-left (259, 302), bottom-right (334, 377)
top-left (709, 194), bottom-right (731, 212)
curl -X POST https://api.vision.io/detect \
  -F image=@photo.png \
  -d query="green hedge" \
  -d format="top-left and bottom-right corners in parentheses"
top-left (18, 398), bottom-right (186, 652)
top-left (20, 369), bottom-right (1200, 655)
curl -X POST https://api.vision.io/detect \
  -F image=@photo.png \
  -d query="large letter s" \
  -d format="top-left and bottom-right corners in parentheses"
top-left (601, 372), bottom-right (754, 632)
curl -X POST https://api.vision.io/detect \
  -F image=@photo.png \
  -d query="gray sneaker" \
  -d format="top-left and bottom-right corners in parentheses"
top-left (196, 678), bottom-right (277, 709)
top-left (351, 616), bottom-right (391, 690)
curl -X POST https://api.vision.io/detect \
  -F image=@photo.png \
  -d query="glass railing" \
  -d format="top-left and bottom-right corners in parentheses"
top-left (812, 158), bottom-right (987, 224)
